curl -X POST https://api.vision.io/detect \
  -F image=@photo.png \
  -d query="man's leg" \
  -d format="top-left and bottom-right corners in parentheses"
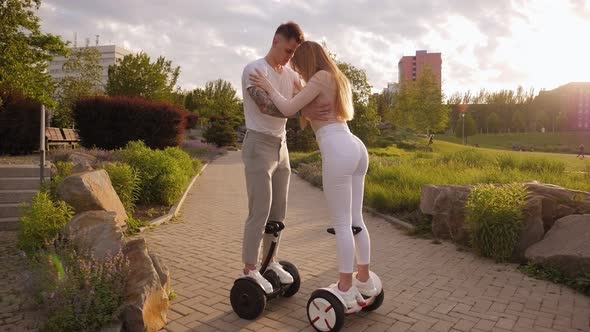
top-left (263, 140), bottom-right (290, 261)
top-left (242, 136), bottom-right (275, 272)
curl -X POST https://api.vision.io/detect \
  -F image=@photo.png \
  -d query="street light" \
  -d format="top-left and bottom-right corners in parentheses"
top-left (461, 112), bottom-right (465, 145)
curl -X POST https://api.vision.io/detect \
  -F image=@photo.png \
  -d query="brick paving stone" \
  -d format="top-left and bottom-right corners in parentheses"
top-left (134, 151), bottom-right (590, 332)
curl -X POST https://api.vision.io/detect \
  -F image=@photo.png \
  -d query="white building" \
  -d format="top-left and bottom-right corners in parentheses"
top-left (383, 82), bottom-right (399, 95)
top-left (48, 45), bottom-right (132, 90)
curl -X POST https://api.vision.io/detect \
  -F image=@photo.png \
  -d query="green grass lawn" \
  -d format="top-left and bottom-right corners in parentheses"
top-left (425, 139), bottom-right (589, 172)
top-left (437, 131), bottom-right (590, 155)
top-left (291, 139), bottom-right (590, 217)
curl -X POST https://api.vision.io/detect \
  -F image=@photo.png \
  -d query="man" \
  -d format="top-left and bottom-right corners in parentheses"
top-left (240, 21), bottom-right (329, 293)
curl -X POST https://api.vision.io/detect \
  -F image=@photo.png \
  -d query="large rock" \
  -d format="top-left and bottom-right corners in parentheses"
top-left (427, 185), bottom-right (472, 244)
top-left (57, 169), bottom-right (128, 230)
top-left (68, 151), bottom-right (98, 167)
top-left (121, 238), bottom-right (169, 332)
top-left (525, 182), bottom-right (590, 216)
top-left (511, 197), bottom-right (545, 263)
top-left (149, 253), bottom-right (171, 294)
top-left (419, 184), bottom-right (442, 215)
top-left (420, 182), bottom-right (590, 263)
top-left (525, 214), bottom-right (590, 277)
top-left (65, 211), bottom-right (125, 260)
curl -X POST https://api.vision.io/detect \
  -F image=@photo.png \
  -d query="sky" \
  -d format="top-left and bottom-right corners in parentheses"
top-left (37, 0), bottom-right (590, 98)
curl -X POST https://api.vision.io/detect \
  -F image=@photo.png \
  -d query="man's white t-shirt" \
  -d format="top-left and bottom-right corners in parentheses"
top-left (242, 58), bottom-right (299, 137)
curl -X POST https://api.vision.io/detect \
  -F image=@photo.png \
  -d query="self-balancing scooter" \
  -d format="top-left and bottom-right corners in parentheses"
top-left (306, 226), bottom-right (384, 332)
top-left (230, 221), bottom-right (301, 319)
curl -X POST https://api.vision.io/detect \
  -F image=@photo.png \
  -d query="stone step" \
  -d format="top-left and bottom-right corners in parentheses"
top-left (0, 217), bottom-right (19, 231)
top-left (0, 177), bottom-right (41, 190)
top-left (0, 190), bottom-right (37, 204)
top-left (0, 203), bottom-right (24, 219)
top-left (0, 164), bottom-right (51, 178)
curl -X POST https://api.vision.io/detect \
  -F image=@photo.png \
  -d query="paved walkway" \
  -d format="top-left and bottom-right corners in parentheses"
top-left (0, 232), bottom-right (43, 331)
top-left (143, 151), bottom-right (590, 332)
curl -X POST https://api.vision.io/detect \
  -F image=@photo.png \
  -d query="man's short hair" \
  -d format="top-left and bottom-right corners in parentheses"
top-left (275, 21), bottom-right (304, 44)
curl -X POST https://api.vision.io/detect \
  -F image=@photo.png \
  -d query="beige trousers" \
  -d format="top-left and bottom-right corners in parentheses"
top-left (241, 130), bottom-right (290, 264)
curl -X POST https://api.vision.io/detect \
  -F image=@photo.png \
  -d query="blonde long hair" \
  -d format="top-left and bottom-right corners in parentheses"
top-left (290, 41), bottom-right (354, 121)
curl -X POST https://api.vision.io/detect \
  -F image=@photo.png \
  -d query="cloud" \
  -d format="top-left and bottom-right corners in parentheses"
top-left (38, 0), bottom-right (583, 98)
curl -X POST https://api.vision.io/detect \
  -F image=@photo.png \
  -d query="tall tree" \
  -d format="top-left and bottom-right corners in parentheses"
top-left (336, 61), bottom-right (372, 106)
top-left (0, 0), bottom-right (67, 105)
top-left (336, 60), bottom-right (380, 143)
top-left (486, 112), bottom-right (500, 133)
top-left (106, 52), bottom-right (180, 101)
top-left (455, 113), bottom-right (477, 138)
top-left (349, 95), bottom-right (381, 145)
top-left (52, 47), bottom-right (103, 127)
top-left (388, 68), bottom-right (449, 133)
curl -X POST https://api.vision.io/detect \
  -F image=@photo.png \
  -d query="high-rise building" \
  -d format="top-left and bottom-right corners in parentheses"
top-left (48, 45), bottom-right (132, 90)
top-left (398, 50), bottom-right (441, 85)
top-left (547, 82), bottom-right (590, 130)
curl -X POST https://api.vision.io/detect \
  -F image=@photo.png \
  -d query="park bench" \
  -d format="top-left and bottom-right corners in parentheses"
top-left (45, 127), bottom-right (80, 149)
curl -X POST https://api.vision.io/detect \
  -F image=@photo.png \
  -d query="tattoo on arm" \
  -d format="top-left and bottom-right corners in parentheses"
top-left (247, 86), bottom-right (297, 118)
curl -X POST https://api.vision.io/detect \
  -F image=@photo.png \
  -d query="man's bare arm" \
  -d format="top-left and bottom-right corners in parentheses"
top-left (247, 86), bottom-right (297, 118)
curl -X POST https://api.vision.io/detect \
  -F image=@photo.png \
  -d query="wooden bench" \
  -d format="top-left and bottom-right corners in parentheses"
top-left (45, 127), bottom-right (80, 149)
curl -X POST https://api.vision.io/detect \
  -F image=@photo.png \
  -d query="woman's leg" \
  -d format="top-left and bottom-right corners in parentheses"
top-left (351, 136), bottom-right (371, 281)
top-left (323, 171), bottom-right (355, 290)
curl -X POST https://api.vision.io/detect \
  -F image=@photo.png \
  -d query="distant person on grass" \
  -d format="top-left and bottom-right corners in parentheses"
top-left (577, 143), bottom-right (585, 159)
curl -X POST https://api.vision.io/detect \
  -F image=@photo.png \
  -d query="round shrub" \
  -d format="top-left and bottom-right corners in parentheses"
top-left (465, 183), bottom-right (528, 262)
top-left (18, 192), bottom-right (74, 255)
top-left (102, 162), bottom-right (141, 213)
top-left (118, 141), bottom-right (195, 206)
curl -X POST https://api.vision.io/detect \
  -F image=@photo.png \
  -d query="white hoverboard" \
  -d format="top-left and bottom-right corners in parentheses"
top-left (306, 227), bottom-right (385, 332)
top-left (230, 221), bottom-right (301, 320)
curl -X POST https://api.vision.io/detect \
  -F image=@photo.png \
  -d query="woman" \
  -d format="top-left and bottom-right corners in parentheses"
top-left (250, 41), bottom-right (377, 308)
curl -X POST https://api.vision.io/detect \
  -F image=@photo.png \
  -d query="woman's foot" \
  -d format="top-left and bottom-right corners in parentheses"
top-left (353, 272), bottom-right (378, 297)
top-left (330, 283), bottom-right (365, 309)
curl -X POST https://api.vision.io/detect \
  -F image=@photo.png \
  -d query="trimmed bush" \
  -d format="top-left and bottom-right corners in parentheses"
top-left (0, 89), bottom-right (42, 155)
top-left (118, 141), bottom-right (196, 206)
top-left (203, 114), bottom-right (238, 147)
top-left (286, 118), bottom-right (317, 152)
top-left (101, 162), bottom-right (141, 213)
top-left (18, 192), bottom-right (74, 255)
top-left (73, 96), bottom-right (187, 150)
top-left (465, 183), bottom-right (528, 262)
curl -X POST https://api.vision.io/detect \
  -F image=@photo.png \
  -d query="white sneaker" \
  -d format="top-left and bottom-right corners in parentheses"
top-left (330, 283), bottom-right (365, 309)
top-left (268, 262), bottom-right (294, 284)
top-left (242, 269), bottom-right (273, 294)
top-left (353, 274), bottom-right (378, 297)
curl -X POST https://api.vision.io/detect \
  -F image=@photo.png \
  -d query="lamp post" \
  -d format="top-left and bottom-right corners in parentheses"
top-left (461, 112), bottom-right (465, 145)
top-left (40, 105), bottom-right (45, 185)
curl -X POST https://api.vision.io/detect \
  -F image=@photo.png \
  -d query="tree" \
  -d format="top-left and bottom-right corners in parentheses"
top-left (454, 113), bottom-right (477, 138)
top-left (185, 79), bottom-right (243, 126)
top-left (325, 47), bottom-right (380, 144)
top-left (511, 110), bottom-right (526, 133)
top-left (486, 112), bottom-right (500, 133)
top-left (106, 52), bottom-right (180, 102)
top-left (52, 47), bottom-right (103, 127)
top-left (203, 79), bottom-right (241, 117)
top-left (0, 0), bottom-right (68, 106)
top-left (349, 95), bottom-right (381, 146)
top-left (203, 113), bottom-right (239, 147)
top-left (412, 67), bottom-right (449, 134)
top-left (336, 61), bottom-right (372, 106)
top-left (389, 68), bottom-right (449, 134)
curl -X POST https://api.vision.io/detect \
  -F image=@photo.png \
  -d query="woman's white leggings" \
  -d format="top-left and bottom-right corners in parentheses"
top-left (316, 122), bottom-right (371, 273)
